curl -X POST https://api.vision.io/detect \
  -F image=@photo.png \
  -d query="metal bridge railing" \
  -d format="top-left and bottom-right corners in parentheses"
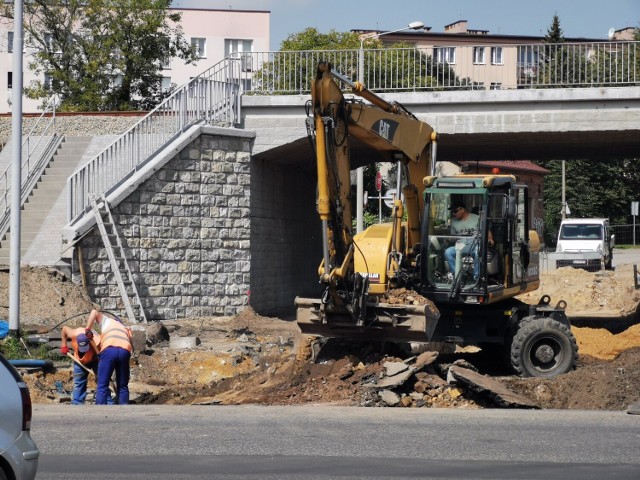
top-left (240, 41), bottom-right (639, 94)
top-left (65, 40), bottom-right (639, 224)
top-left (0, 97), bottom-right (61, 241)
top-left (66, 58), bottom-right (243, 224)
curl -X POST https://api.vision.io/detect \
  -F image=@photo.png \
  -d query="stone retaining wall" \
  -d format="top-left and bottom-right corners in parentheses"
top-left (73, 129), bottom-right (252, 320)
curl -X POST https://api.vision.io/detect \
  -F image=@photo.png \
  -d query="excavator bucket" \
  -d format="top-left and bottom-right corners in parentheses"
top-left (295, 297), bottom-right (441, 344)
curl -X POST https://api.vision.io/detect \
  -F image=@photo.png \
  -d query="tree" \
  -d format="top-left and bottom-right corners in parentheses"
top-left (543, 14), bottom-right (564, 45)
top-left (537, 159), bottom-right (638, 245)
top-left (1, 0), bottom-right (198, 111)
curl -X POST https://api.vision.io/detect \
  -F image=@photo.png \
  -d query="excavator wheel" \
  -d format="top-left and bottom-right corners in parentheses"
top-left (510, 317), bottom-right (578, 378)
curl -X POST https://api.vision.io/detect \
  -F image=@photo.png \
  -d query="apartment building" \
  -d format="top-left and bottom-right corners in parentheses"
top-left (359, 19), bottom-right (615, 90)
top-left (0, 7), bottom-right (269, 113)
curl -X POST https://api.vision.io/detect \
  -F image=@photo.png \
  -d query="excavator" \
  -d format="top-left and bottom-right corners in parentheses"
top-left (295, 62), bottom-right (578, 378)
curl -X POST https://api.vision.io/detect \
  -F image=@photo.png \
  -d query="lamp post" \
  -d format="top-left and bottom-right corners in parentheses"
top-left (355, 21), bottom-right (424, 233)
top-left (9, 0), bottom-right (24, 338)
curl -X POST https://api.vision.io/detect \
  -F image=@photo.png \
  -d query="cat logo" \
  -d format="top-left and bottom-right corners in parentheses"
top-left (379, 121), bottom-right (391, 140)
top-left (372, 119), bottom-right (399, 141)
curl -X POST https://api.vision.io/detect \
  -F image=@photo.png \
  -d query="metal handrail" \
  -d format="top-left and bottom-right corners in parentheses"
top-left (0, 96), bottom-right (60, 241)
top-left (240, 41), bottom-right (639, 94)
top-left (67, 57), bottom-right (243, 224)
top-left (65, 40), bottom-right (639, 223)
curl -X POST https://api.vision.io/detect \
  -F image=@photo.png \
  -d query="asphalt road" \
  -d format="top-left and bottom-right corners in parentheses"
top-left (613, 247), bottom-right (640, 269)
top-left (32, 405), bottom-right (640, 479)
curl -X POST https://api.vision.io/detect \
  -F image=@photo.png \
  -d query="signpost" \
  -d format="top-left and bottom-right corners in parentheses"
top-left (632, 201), bottom-right (639, 245)
top-left (375, 172), bottom-right (382, 222)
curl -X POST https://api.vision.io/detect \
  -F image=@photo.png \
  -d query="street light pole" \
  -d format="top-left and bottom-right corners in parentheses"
top-left (9, 0), bottom-right (24, 338)
top-left (355, 21), bottom-right (424, 233)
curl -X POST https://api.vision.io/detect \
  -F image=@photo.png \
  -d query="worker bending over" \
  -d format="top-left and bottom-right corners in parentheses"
top-left (85, 309), bottom-right (133, 405)
top-left (60, 325), bottom-right (106, 405)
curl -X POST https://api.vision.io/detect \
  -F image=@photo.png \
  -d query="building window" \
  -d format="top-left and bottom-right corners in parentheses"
top-left (473, 47), bottom-right (485, 64)
top-left (44, 32), bottom-right (54, 50)
top-left (490, 82), bottom-right (502, 90)
top-left (434, 47), bottom-right (456, 64)
top-left (491, 47), bottom-right (503, 65)
top-left (161, 76), bottom-right (171, 92)
top-left (7, 31), bottom-right (13, 53)
top-left (7, 72), bottom-right (12, 89)
top-left (225, 39), bottom-right (253, 71)
top-left (518, 46), bottom-right (539, 65)
top-left (191, 37), bottom-right (206, 58)
top-left (43, 73), bottom-right (53, 91)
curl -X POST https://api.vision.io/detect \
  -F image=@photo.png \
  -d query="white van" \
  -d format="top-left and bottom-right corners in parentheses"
top-left (552, 218), bottom-right (614, 271)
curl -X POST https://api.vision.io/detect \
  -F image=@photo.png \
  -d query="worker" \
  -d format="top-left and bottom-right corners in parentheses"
top-left (85, 308), bottom-right (133, 405)
top-left (60, 325), bottom-right (104, 405)
top-left (444, 202), bottom-right (494, 281)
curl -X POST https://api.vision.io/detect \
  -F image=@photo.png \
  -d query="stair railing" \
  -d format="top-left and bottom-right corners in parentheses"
top-left (0, 96), bottom-right (61, 242)
top-left (67, 57), bottom-right (243, 225)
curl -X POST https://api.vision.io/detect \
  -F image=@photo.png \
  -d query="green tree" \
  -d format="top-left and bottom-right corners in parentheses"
top-left (1, 0), bottom-right (198, 111)
top-left (537, 159), bottom-right (637, 245)
top-left (543, 14), bottom-right (564, 44)
top-left (539, 14), bottom-right (586, 87)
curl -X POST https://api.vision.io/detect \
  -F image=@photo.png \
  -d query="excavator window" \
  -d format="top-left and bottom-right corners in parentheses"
top-left (426, 192), bottom-right (485, 288)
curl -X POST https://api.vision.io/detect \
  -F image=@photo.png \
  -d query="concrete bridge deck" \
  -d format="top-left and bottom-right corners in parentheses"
top-left (243, 86), bottom-right (640, 166)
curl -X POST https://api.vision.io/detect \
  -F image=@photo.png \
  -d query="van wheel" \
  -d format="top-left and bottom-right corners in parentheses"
top-left (510, 317), bottom-right (578, 378)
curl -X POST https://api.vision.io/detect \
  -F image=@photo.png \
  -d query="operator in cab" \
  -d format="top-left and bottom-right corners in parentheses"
top-left (444, 202), bottom-right (494, 281)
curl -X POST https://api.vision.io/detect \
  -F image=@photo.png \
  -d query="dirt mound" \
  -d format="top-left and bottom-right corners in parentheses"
top-left (0, 266), bottom-right (94, 328)
top-left (3, 266), bottom-right (640, 410)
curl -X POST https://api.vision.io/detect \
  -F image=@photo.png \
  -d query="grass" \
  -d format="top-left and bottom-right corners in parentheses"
top-left (0, 333), bottom-right (66, 361)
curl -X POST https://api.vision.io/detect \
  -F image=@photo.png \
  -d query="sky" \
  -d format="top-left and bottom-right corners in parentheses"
top-left (171, 0), bottom-right (640, 51)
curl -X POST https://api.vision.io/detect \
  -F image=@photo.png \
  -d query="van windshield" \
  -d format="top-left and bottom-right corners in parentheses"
top-left (559, 224), bottom-right (603, 240)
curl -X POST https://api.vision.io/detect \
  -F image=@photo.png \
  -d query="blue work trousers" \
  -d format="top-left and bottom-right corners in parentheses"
top-left (445, 244), bottom-right (479, 280)
top-left (71, 361), bottom-right (98, 405)
top-left (96, 346), bottom-right (131, 405)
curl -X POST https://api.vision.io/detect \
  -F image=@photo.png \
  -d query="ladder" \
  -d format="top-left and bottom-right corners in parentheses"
top-left (90, 195), bottom-right (147, 324)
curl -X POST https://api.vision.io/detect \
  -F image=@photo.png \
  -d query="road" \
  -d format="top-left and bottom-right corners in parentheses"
top-left (613, 247), bottom-right (640, 269)
top-left (32, 405), bottom-right (639, 479)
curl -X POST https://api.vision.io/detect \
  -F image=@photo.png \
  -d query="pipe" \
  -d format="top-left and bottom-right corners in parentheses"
top-left (9, 359), bottom-right (54, 369)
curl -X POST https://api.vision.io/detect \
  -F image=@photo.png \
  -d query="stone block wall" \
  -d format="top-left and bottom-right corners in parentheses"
top-left (73, 130), bottom-right (253, 320)
top-left (249, 157), bottom-right (322, 316)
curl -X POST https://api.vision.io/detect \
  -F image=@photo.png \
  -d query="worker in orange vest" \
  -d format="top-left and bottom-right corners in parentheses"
top-left (60, 325), bottom-right (104, 405)
top-left (85, 308), bottom-right (133, 405)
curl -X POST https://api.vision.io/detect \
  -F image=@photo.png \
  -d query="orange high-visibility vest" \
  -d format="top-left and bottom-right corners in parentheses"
top-left (101, 320), bottom-right (133, 352)
top-left (70, 327), bottom-right (100, 365)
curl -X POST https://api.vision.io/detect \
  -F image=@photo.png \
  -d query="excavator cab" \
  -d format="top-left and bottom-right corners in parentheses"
top-left (420, 174), bottom-right (540, 305)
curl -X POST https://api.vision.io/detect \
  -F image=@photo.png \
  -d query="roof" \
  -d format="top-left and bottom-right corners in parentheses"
top-left (457, 160), bottom-right (550, 175)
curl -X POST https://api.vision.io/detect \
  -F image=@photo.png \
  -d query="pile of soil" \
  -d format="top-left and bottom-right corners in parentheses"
top-left (2, 265), bottom-right (640, 410)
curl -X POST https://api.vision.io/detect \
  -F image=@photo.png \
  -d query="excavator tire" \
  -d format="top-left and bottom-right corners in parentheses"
top-left (510, 317), bottom-right (578, 378)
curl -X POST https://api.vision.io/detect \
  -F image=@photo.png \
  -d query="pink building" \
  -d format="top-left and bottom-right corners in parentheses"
top-left (0, 7), bottom-right (270, 113)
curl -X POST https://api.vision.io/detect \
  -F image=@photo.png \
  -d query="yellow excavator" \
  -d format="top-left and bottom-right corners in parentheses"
top-left (295, 62), bottom-right (578, 378)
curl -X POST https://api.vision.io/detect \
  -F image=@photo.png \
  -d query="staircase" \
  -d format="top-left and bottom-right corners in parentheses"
top-left (0, 136), bottom-right (91, 265)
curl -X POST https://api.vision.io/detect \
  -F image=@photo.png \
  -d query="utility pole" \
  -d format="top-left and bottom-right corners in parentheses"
top-left (355, 21), bottom-right (424, 233)
top-left (561, 160), bottom-right (567, 220)
top-left (9, 0), bottom-right (24, 337)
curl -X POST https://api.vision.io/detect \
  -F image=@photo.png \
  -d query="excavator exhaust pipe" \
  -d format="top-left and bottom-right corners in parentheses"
top-left (295, 297), bottom-right (441, 344)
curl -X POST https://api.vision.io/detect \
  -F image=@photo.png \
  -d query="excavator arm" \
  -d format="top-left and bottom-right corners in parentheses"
top-left (298, 62), bottom-right (440, 339)
top-left (309, 62), bottom-right (436, 283)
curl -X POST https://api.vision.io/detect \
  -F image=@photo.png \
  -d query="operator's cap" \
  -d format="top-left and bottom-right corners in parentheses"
top-left (76, 333), bottom-right (90, 353)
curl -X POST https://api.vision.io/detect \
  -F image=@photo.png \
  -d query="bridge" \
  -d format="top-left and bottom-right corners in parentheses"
top-left (244, 86), bottom-right (640, 165)
top-left (3, 41), bottom-right (639, 319)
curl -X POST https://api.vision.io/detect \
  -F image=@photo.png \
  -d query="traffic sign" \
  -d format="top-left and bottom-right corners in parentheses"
top-left (375, 171), bottom-right (382, 192)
